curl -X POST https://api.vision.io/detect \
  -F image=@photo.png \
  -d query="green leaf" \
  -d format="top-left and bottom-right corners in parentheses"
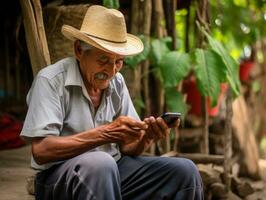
top-left (165, 88), bottom-right (188, 119)
top-left (113, 0), bottom-right (120, 9)
top-left (159, 51), bottom-right (191, 88)
top-left (150, 38), bottom-right (171, 67)
top-left (193, 49), bottom-right (226, 106)
top-left (103, 0), bottom-right (120, 9)
top-left (204, 32), bottom-right (241, 97)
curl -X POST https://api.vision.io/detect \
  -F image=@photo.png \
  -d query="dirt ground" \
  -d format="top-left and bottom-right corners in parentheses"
top-left (1, 145), bottom-right (266, 200)
top-left (0, 145), bottom-right (34, 200)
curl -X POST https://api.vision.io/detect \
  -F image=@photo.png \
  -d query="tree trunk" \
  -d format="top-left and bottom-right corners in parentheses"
top-left (124, 0), bottom-right (142, 102)
top-left (141, 0), bottom-right (152, 117)
top-left (196, 0), bottom-right (210, 154)
top-left (224, 88), bottom-right (233, 191)
top-left (152, 0), bottom-right (167, 154)
top-left (163, 0), bottom-right (176, 50)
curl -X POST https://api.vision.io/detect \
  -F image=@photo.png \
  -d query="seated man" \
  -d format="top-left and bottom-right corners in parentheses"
top-left (21, 5), bottom-right (203, 200)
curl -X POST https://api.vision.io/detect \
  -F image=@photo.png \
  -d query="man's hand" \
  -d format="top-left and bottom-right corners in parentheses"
top-left (119, 116), bottom-right (180, 155)
top-left (102, 116), bottom-right (148, 145)
top-left (143, 116), bottom-right (180, 141)
top-left (103, 115), bottom-right (180, 156)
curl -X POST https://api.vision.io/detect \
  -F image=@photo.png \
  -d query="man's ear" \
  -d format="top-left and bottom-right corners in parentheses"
top-left (74, 40), bottom-right (82, 60)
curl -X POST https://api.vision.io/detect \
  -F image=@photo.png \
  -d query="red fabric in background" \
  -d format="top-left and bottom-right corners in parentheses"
top-left (0, 114), bottom-right (25, 150)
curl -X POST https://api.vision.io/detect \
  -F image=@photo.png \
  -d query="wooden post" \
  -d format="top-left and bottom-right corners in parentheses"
top-left (163, 0), bottom-right (176, 50)
top-left (142, 0), bottom-right (155, 155)
top-left (201, 96), bottom-right (209, 154)
top-left (224, 88), bottom-right (233, 191)
top-left (153, 0), bottom-right (167, 153)
top-left (20, 0), bottom-right (50, 77)
top-left (196, 0), bottom-right (210, 154)
top-left (32, 0), bottom-right (50, 65)
top-left (127, 0), bottom-right (142, 100)
top-left (142, 0), bottom-right (152, 117)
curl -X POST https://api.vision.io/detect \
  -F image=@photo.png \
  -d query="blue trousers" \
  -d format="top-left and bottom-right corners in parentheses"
top-left (35, 151), bottom-right (204, 200)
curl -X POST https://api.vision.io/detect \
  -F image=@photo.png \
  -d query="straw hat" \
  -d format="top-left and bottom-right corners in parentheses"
top-left (61, 5), bottom-right (143, 56)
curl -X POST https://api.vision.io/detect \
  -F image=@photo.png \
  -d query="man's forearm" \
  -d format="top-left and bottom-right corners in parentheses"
top-left (32, 125), bottom-right (117, 165)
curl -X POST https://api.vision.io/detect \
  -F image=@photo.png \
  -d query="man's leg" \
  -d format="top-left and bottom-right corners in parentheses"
top-left (118, 156), bottom-right (204, 200)
top-left (35, 151), bottom-right (122, 200)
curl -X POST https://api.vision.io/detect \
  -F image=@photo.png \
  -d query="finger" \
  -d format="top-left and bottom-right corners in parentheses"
top-left (123, 117), bottom-right (148, 130)
top-left (149, 117), bottom-right (165, 140)
top-left (156, 118), bottom-right (170, 137)
top-left (176, 119), bottom-right (181, 127)
top-left (157, 117), bottom-right (169, 130)
top-left (144, 117), bottom-right (156, 139)
top-left (143, 117), bottom-right (152, 126)
top-left (111, 123), bottom-right (142, 138)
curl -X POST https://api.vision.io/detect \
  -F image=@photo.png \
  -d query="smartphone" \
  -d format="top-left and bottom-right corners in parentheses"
top-left (160, 112), bottom-right (181, 126)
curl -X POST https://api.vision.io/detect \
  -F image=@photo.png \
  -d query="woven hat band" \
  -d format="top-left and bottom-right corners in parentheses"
top-left (82, 32), bottom-right (127, 44)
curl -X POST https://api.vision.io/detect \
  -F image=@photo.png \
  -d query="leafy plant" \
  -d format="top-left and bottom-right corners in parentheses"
top-left (202, 28), bottom-right (241, 97)
top-left (150, 37), bottom-right (171, 67)
top-left (149, 38), bottom-right (190, 116)
top-left (103, 0), bottom-right (120, 9)
top-left (192, 49), bottom-right (226, 106)
top-left (165, 87), bottom-right (188, 120)
top-left (159, 51), bottom-right (191, 88)
top-left (210, 0), bottom-right (266, 60)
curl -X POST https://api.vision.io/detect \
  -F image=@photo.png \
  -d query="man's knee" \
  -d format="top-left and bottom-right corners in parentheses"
top-left (71, 151), bottom-right (119, 176)
top-left (167, 158), bottom-right (202, 187)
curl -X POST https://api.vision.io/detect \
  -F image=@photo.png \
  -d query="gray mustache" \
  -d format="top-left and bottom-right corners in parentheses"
top-left (95, 73), bottom-right (108, 80)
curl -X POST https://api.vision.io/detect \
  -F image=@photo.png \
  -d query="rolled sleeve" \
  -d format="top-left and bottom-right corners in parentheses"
top-left (21, 76), bottom-right (63, 138)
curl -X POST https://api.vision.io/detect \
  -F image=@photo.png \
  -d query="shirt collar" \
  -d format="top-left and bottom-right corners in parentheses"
top-left (64, 57), bottom-right (83, 87)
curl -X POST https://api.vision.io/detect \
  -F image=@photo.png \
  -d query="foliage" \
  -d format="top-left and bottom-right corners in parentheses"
top-left (159, 51), bottom-right (191, 88)
top-left (210, 0), bottom-right (266, 59)
top-left (149, 38), bottom-right (190, 116)
top-left (125, 30), bottom-right (242, 114)
top-left (121, 1), bottom-right (265, 118)
top-left (192, 49), bottom-right (226, 106)
top-left (150, 37), bottom-right (171, 67)
top-left (102, 0), bottom-right (120, 9)
top-left (202, 28), bottom-right (241, 97)
top-left (165, 88), bottom-right (188, 119)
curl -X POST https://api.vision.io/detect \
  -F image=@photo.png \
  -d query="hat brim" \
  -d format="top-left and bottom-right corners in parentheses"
top-left (61, 25), bottom-right (144, 56)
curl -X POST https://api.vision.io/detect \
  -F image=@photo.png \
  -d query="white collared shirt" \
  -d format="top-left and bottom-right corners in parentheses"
top-left (21, 57), bottom-right (139, 170)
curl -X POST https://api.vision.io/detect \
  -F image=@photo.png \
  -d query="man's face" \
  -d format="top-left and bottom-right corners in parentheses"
top-left (76, 45), bottom-right (124, 90)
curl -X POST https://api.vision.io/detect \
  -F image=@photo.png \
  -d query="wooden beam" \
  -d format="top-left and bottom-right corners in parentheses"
top-left (32, 0), bottom-right (51, 66)
top-left (162, 151), bottom-right (224, 165)
top-left (20, 0), bottom-right (50, 77)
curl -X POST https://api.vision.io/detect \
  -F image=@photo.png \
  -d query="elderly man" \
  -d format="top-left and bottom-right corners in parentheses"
top-left (21, 5), bottom-right (203, 200)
